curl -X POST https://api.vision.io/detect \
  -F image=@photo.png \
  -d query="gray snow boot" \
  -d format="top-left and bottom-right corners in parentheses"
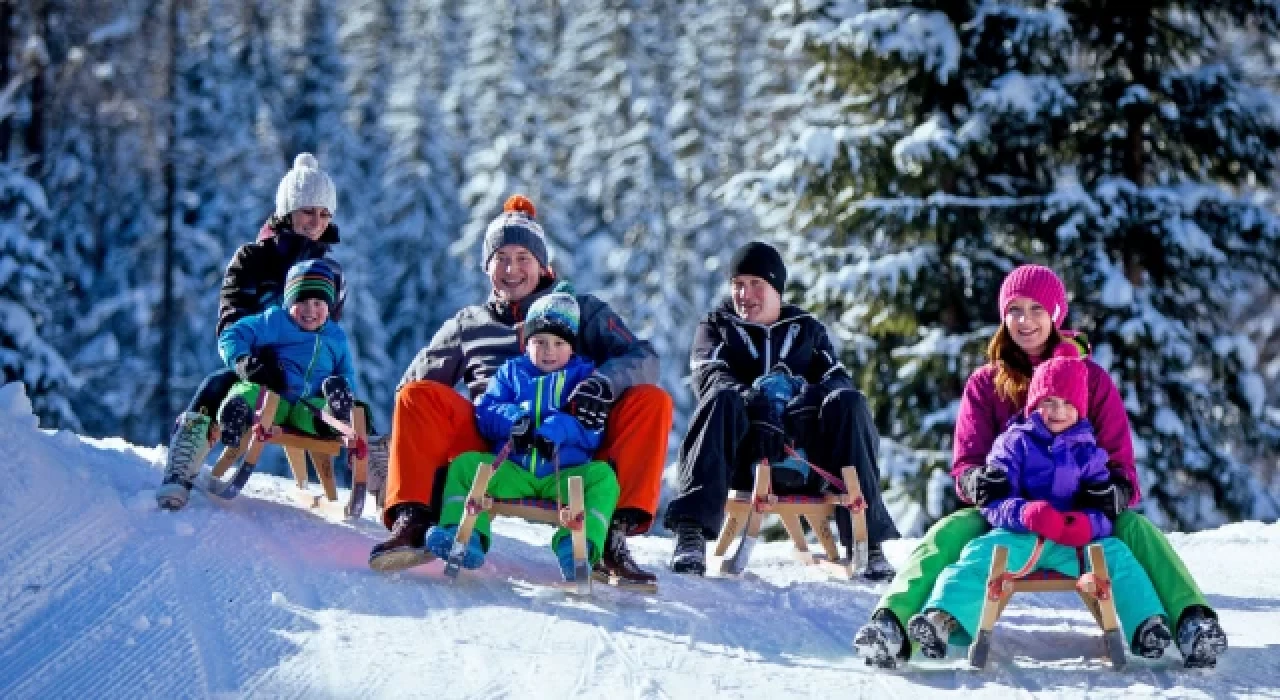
top-left (1177, 606), bottom-right (1227, 668)
top-left (854, 609), bottom-right (907, 669)
top-left (907, 609), bottom-right (957, 660)
top-left (861, 543), bottom-right (896, 582)
top-left (366, 433), bottom-right (389, 503)
top-left (669, 521), bottom-right (707, 576)
top-left (156, 412), bottom-right (214, 510)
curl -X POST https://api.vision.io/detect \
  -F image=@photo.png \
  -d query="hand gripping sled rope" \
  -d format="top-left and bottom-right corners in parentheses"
top-left (206, 390), bottom-right (371, 519)
top-left (707, 450), bottom-right (869, 578)
top-left (445, 442), bottom-right (594, 595)
top-left (969, 538), bottom-right (1127, 670)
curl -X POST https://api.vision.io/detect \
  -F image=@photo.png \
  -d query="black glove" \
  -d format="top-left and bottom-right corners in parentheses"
top-left (781, 384), bottom-right (823, 450)
top-left (960, 465), bottom-right (1011, 507)
top-left (234, 349), bottom-right (286, 393)
top-left (531, 433), bottom-right (560, 464)
top-left (509, 413), bottom-right (535, 455)
top-left (568, 374), bottom-right (614, 431)
top-left (745, 420), bottom-right (787, 465)
top-left (1074, 477), bottom-right (1133, 520)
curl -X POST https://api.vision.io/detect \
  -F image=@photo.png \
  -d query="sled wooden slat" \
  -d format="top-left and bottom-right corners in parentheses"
top-left (489, 501), bottom-right (564, 523)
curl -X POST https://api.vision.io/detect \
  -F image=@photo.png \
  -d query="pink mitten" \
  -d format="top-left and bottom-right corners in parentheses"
top-left (1020, 501), bottom-right (1065, 541)
top-left (1057, 511), bottom-right (1093, 547)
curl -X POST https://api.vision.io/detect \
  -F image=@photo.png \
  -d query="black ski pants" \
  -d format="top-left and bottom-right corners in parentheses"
top-left (663, 386), bottom-right (900, 545)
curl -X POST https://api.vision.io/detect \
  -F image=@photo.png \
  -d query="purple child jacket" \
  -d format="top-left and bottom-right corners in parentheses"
top-left (981, 413), bottom-right (1113, 541)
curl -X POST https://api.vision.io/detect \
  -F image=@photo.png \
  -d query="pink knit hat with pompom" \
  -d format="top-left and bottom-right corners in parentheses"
top-left (999, 264), bottom-right (1068, 328)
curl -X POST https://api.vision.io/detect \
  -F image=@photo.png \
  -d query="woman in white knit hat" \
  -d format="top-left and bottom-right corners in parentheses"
top-left (156, 153), bottom-right (350, 510)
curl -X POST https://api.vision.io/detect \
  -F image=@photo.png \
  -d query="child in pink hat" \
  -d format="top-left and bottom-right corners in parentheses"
top-left (904, 357), bottom-right (1172, 663)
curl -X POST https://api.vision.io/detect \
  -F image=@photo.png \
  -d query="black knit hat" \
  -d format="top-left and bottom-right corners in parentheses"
top-left (729, 241), bottom-right (787, 295)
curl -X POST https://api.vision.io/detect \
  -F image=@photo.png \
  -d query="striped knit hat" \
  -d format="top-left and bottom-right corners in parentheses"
top-left (524, 292), bottom-right (580, 348)
top-left (483, 194), bottom-right (550, 271)
top-left (283, 258), bottom-right (339, 309)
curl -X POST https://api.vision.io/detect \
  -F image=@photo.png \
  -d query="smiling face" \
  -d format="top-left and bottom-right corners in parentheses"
top-left (1036, 396), bottom-right (1080, 434)
top-left (527, 332), bottom-right (572, 372)
top-left (289, 297), bottom-right (330, 331)
top-left (290, 207), bottom-right (332, 241)
top-left (488, 244), bottom-right (543, 304)
top-left (1004, 296), bottom-right (1053, 357)
top-left (731, 274), bottom-right (782, 325)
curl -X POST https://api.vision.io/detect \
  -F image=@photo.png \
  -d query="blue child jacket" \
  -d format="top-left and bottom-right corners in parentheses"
top-left (475, 354), bottom-right (602, 477)
top-left (217, 305), bottom-right (357, 403)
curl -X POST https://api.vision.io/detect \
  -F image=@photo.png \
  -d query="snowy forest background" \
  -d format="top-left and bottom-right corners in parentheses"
top-left (3, 0), bottom-right (1279, 534)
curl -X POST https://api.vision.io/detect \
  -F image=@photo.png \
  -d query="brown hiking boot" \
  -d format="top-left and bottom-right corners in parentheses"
top-left (369, 502), bottom-right (435, 572)
top-left (592, 520), bottom-right (658, 591)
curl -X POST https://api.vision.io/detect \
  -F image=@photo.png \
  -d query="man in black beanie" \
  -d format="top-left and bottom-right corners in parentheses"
top-left (663, 241), bottom-right (900, 579)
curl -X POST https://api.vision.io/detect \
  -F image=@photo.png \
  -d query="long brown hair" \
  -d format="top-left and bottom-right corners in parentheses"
top-left (988, 323), bottom-right (1062, 406)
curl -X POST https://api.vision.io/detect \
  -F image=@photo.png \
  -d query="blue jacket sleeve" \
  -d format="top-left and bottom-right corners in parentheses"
top-left (535, 412), bottom-right (603, 454)
top-left (218, 308), bottom-right (276, 368)
top-left (474, 363), bottom-right (529, 444)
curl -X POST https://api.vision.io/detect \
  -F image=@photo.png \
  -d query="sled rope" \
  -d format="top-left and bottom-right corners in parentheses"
top-left (781, 445), bottom-right (866, 513)
top-left (466, 441), bottom-right (513, 515)
top-left (986, 536), bottom-right (1048, 601)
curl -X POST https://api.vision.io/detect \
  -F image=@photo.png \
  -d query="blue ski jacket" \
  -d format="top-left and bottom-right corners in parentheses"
top-left (218, 305), bottom-right (357, 403)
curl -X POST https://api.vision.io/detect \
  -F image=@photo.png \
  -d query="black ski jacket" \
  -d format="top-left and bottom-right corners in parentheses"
top-left (689, 300), bottom-right (853, 402)
top-left (217, 219), bottom-right (342, 336)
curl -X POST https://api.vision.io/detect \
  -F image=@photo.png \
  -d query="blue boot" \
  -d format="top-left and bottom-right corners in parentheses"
top-left (554, 537), bottom-right (595, 582)
top-left (425, 525), bottom-right (485, 570)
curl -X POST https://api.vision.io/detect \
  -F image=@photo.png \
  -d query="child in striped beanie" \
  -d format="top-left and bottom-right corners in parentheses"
top-left (215, 258), bottom-right (358, 446)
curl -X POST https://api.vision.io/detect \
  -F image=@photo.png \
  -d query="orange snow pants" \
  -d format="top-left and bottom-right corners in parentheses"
top-left (384, 380), bottom-right (673, 533)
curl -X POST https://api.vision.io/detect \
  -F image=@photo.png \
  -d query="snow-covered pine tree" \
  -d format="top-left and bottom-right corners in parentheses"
top-left (727, 2), bottom-right (1077, 531)
top-left (1046, 1), bottom-right (1280, 528)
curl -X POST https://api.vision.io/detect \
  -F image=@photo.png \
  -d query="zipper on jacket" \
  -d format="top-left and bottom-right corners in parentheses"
top-left (300, 333), bottom-right (322, 398)
top-left (763, 326), bottom-right (772, 373)
top-left (529, 375), bottom-right (545, 474)
top-left (778, 324), bottom-right (800, 363)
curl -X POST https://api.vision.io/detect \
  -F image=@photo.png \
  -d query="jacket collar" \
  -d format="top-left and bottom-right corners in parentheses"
top-left (486, 276), bottom-right (557, 324)
top-left (1015, 412), bottom-right (1096, 446)
top-left (713, 299), bottom-right (812, 330)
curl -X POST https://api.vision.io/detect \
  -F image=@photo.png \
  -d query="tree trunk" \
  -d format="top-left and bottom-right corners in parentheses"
top-left (159, 0), bottom-right (180, 425)
top-left (23, 0), bottom-right (47, 174)
top-left (1123, 1), bottom-right (1151, 287)
top-left (0, 0), bottom-right (13, 161)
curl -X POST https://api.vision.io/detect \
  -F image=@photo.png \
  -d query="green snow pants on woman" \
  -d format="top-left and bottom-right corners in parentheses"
top-left (922, 530), bottom-right (1166, 647)
top-left (439, 451), bottom-right (619, 563)
top-left (876, 508), bottom-right (1212, 655)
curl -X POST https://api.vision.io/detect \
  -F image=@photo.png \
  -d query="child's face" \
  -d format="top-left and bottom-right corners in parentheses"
top-left (1036, 396), bottom-right (1080, 434)
top-left (289, 298), bottom-right (330, 331)
top-left (527, 333), bottom-right (571, 372)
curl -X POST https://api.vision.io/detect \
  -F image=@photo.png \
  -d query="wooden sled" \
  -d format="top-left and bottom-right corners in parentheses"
top-left (707, 461), bottom-right (869, 578)
top-left (969, 541), bottom-right (1127, 670)
top-left (446, 450), bottom-right (594, 595)
top-left (207, 390), bottom-right (371, 520)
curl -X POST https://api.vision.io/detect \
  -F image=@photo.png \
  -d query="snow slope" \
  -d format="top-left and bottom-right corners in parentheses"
top-left (1, 381), bottom-right (1278, 699)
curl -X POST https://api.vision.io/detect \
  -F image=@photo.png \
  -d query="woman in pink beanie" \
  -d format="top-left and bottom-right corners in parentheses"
top-left (854, 264), bottom-right (1227, 670)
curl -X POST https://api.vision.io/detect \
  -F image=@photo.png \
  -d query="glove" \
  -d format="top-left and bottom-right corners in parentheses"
top-left (1020, 501), bottom-right (1065, 541)
top-left (781, 383), bottom-right (823, 450)
top-left (961, 465), bottom-right (1012, 507)
top-left (1057, 511), bottom-right (1094, 547)
top-left (234, 349), bottom-right (287, 393)
top-left (744, 417), bottom-right (787, 465)
top-left (509, 413), bottom-right (535, 455)
top-left (1073, 478), bottom-right (1133, 520)
top-left (531, 433), bottom-right (560, 464)
top-left (568, 374), bottom-right (614, 431)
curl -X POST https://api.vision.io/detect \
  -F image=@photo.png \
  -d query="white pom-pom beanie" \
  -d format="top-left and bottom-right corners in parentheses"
top-left (275, 153), bottom-right (337, 217)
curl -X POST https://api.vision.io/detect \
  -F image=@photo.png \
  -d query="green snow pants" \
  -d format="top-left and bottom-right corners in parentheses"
top-left (439, 451), bottom-right (619, 563)
top-left (876, 508), bottom-right (1212, 643)
top-left (222, 381), bottom-right (330, 436)
top-left (922, 530), bottom-right (1166, 647)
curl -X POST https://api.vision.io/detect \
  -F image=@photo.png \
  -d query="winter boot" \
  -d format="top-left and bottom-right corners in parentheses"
top-left (425, 525), bottom-right (486, 570)
top-left (907, 609), bottom-right (958, 660)
top-left (1132, 615), bottom-right (1173, 659)
top-left (218, 397), bottom-right (254, 449)
top-left (1177, 606), bottom-right (1228, 668)
top-left (669, 520), bottom-right (707, 576)
top-left (366, 434), bottom-right (389, 505)
top-left (321, 376), bottom-right (354, 425)
top-left (861, 542), bottom-right (896, 582)
top-left (556, 537), bottom-right (596, 582)
top-left (156, 412), bottom-right (214, 510)
top-left (853, 608), bottom-right (908, 669)
top-left (593, 517), bottom-right (658, 588)
top-left (368, 502), bottom-right (435, 572)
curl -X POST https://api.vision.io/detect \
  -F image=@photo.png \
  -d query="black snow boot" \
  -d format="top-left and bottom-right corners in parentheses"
top-left (907, 609), bottom-right (957, 660)
top-left (853, 608), bottom-right (908, 669)
top-left (1132, 615), bottom-right (1173, 659)
top-left (861, 542), bottom-right (896, 582)
top-left (368, 502), bottom-right (435, 572)
top-left (321, 376), bottom-right (355, 424)
top-left (594, 517), bottom-right (659, 589)
top-left (1177, 606), bottom-right (1227, 668)
top-left (669, 521), bottom-right (707, 576)
top-left (218, 397), bottom-right (254, 449)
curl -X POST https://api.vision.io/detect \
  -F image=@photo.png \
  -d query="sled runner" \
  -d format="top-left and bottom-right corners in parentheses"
top-left (446, 445), bottom-right (593, 595)
top-left (207, 390), bottom-right (371, 519)
top-left (969, 540), bottom-right (1126, 670)
top-left (707, 458), bottom-right (869, 578)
